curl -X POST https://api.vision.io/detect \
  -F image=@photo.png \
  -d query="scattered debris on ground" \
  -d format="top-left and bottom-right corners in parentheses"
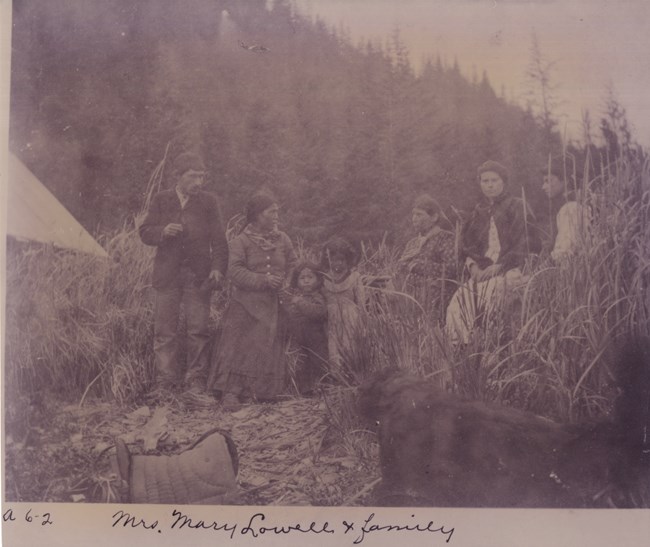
top-left (4, 392), bottom-right (380, 506)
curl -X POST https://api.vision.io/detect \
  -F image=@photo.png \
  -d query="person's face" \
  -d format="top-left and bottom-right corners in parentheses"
top-left (479, 171), bottom-right (505, 201)
top-left (328, 252), bottom-right (350, 281)
top-left (411, 207), bottom-right (436, 234)
top-left (255, 203), bottom-right (279, 231)
top-left (177, 169), bottom-right (206, 195)
top-left (297, 268), bottom-right (319, 293)
top-left (542, 174), bottom-right (565, 199)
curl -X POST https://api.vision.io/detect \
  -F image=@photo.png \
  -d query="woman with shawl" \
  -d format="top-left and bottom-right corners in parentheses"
top-left (208, 192), bottom-right (296, 409)
top-left (446, 160), bottom-right (538, 344)
top-left (398, 193), bottom-right (457, 321)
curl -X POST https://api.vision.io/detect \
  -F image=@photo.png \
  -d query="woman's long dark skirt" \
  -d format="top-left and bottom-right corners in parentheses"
top-left (207, 300), bottom-right (287, 400)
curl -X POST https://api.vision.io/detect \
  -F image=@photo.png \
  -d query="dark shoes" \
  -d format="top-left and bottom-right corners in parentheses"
top-left (145, 380), bottom-right (217, 409)
top-left (220, 393), bottom-right (241, 411)
top-left (147, 381), bottom-right (255, 412)
top-left (181, 384), bottom-right (218, 409)
top-left (220, 392), bottom-right (257, 411)
top-left (144, 384), bottom-right (179, 405)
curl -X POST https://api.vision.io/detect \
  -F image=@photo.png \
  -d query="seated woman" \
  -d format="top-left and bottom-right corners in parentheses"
top-left (539, 155), bottom-right (590, 262)
top-left (207, 192), bottom-right (296, 409)
top-left (445, 160), bottom-right (537, 344)
top-left (397, 193), bottom-right (457, 321)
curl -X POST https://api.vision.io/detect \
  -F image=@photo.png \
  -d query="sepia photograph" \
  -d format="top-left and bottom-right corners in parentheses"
top-left (2, 0), bottom-right (650, 545)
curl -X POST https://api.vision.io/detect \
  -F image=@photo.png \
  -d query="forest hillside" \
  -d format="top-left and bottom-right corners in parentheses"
top-left (11, 0), bottom-right (567, 244)
top-left (6, 0), bottom-right (649, 509)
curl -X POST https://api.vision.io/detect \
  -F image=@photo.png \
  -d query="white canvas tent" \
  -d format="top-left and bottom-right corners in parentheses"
top-left (6, 152), bottom-right (108, 257)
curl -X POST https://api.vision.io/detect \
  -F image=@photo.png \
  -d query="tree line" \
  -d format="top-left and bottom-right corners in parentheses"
top-left (9, 0), bottom-right (638, 248)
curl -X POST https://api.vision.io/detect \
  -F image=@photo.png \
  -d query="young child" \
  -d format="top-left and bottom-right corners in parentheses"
top-left (321, 237), bottom-right (366, 370)
top-left (282, 261), bottom-right (328, 395)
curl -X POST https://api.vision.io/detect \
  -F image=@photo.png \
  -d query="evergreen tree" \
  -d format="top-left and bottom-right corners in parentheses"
top-left (9, 0), bottom-right (569, 244)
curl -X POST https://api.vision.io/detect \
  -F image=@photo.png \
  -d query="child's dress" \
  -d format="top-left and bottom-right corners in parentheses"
top-left (323, 270), bottom-right (366, 368)
top-left (282, 290), bottom-right (328, 394)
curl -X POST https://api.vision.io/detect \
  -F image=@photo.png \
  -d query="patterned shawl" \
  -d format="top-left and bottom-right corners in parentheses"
top-left (399, 226), bottom-right (441, 265)
top-left (243, 224), bottom-right (281, 251)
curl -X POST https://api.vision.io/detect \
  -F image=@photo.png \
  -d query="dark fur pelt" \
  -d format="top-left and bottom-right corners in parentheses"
top-left (358, 338), bottom-right (650, 508)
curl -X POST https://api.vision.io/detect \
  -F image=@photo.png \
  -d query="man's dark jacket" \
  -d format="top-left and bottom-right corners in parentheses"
top-left (139, 189), bottom-right (229, 289)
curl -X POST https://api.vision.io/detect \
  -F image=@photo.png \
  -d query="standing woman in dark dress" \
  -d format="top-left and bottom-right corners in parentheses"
top-left (208, 192), bottom-right (296, 409)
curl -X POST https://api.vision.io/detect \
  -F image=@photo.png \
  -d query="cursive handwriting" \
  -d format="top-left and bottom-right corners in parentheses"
top-left (111, 510), bottom-right (158, 531)
top-left (240, 512), bottom-right (335, 537)
top-left (170, 509), bottom-right (237, 538)
top-left (107, 508), bottom-right (455, 544)
top-left (350, 512), bottom-right (455, 544)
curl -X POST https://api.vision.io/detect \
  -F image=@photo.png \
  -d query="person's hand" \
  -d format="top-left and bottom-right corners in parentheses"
top-left (476, 264), bottom-right (503, 282)
top-left (266, 273), bottom-right (284, 290)
top-left (468, 262), bottom-right (481, 281)
top-left (162, 223), bottom-right (183, 238)
top-left (208, 270), bottom-right (224, 289)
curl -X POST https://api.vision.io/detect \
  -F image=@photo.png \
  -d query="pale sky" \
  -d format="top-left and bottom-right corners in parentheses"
top-left (293, 0), bottom-right (650, 145)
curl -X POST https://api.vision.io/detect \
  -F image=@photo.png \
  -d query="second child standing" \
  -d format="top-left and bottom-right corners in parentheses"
top-left (282, 261), bottom-right (329, 395)
top-left (322, 237), bottom-right (366, 370)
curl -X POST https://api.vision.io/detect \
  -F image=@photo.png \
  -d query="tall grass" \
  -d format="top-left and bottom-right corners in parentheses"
top-left (328, 154), bottom-right (650, 424)
top-left (5, 226), bottom-right (155, 409)
top-left (5, 155), bottom-right (649, 430)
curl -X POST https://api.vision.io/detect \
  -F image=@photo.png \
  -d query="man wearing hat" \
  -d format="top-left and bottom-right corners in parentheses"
top-left (139, 152), bottom-right (228, 397)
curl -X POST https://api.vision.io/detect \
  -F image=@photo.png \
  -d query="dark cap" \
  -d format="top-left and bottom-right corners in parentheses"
top-left (477, 160), bottom-right (509, 184)
top-left (172, 152), bottom-right (205, 176)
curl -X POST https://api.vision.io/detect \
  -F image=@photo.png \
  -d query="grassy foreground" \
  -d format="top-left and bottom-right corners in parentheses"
top-left (4, 155), bottom-right (650, 438)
